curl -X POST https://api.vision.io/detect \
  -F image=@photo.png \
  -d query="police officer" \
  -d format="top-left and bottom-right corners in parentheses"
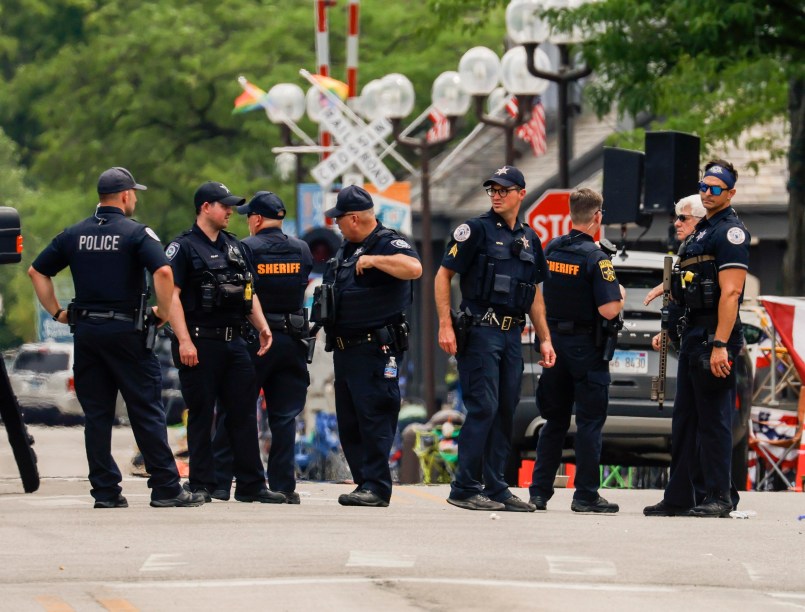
top-left (211, 192), bottom-right (313, 503)
top-left (315, 185), bottom-right (422, 507)
top-left (644, 159), bottom-right (749, 518)
top-left (529, 188), bottom-right (625, 513)
top-left (436, 165), bottom-right (555, 512)
top-left (28, 167), bottom-right (204, 508)
top-left (165, 181), bottom-right (284, 504)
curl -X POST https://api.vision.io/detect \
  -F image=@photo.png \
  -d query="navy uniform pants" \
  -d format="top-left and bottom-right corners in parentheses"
top-left (213, 331), bottom-right (309, 493)
top-left (175, 335), bottom-right (265, 495)
top-left (333, 343), bottom-right (401, 502)
top-left (529, 333), bottom-right (610, 502)
top-left (450, 325), bottom-right (523, 502)
top-left (663, 326), bottom-right (741, 507)
top-left (74, 329), bottom-right (181, 502)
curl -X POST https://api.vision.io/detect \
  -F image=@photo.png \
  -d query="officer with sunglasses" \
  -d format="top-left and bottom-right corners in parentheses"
top-left (436, 165), bottom-right (555, 512)
top-left (644, 159), bottom-right (750, 518)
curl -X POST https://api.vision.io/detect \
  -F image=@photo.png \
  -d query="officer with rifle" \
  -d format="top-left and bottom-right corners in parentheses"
top-left (644, 160), bottom-right (749, 518)
top-left (528, 188), bottom-right (625, 514)
top-left (28, 167), bottom-right (204, 508)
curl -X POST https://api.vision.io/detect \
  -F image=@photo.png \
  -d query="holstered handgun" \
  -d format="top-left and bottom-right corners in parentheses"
top-left (302, 323), bottom-right (322, 364)
top-left (144, 310), bottom-right (157, 351)
top-left (450, 309), bottom-right (469, 355)
top-left (66, 301), bottom-right (77, 333)
top-left (599, 314), bottom-right (623, 362)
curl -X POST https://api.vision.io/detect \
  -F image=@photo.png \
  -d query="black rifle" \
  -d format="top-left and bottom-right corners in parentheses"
top-left (651, 256), bottom-right (673, 409)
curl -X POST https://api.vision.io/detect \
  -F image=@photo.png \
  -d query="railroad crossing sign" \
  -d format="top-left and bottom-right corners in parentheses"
top-left (525, 190), bottom-right (600, 246)
top-left (310, 105), bottom-right (395, 192)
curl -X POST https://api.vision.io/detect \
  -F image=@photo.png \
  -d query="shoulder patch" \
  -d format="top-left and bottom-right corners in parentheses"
top-left (726, 227), bottom-right (746, 245)
top-left (145, 227), bottom-right (161, 242)
top-left (391, 239), bottom-right (411, 249)
top-left (165, 242), bottom-right (180, 260)
top-left (598, 259), bottom-right (616, 282)
top-left (453, 224), bottom-right (471, 242)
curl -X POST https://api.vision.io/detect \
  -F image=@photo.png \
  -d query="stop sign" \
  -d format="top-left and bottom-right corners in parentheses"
top-left (524, 190), bottom-right (600, 246)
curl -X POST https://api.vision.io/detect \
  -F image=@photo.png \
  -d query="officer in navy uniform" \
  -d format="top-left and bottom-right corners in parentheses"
top-left (28, 167), bottom-right (204, 508)
top-left (165, 181), bottom-right (284, 504)
top-left (436, 165), bottom-right (555, 513)
top-left (644, 159), bottom-right (750, 518)
top-left (315, 185), bottom-right (422, 507)
top-left (211, 191), bottom-right (313, 503)
top-left (528, 187), bottom-right (625, 513)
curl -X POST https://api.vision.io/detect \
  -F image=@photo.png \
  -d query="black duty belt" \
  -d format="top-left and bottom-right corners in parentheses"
top-left (548, 320), bottom-right (595, 335)
top-left (470, 314), bottom-right (525, 332)
top-left (190, 325), bottom-right (240, 341)
top-left (333, 332), bottom-right (375, 351)
top-left (81, 310), bottom-right (134, 323)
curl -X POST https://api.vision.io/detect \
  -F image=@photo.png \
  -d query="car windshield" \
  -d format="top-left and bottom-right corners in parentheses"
top-left (616, 268), bottom-right (663, 319)
top-left (14, 351), bottom-right (69, 374)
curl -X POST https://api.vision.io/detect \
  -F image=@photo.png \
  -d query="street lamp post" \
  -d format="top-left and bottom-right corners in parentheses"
top-left (507, 0), bottom-right (591, 188)
top-left (459, 45), bottom-right (553, 165)
top-left (365, 72), bottom-right (469, 416)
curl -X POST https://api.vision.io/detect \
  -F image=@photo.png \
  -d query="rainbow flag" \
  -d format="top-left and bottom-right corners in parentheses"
top-left (309, 74), bottom-right (349, 101)
top-left (232, 78), bottom-right (268, 114)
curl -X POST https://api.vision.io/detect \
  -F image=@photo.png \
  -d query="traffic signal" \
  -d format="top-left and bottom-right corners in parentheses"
top-left (302, 227), bottom-right (342, 274)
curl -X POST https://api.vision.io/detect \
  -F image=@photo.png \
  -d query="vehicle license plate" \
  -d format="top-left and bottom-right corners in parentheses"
top-left (610, 350), bottom-right (648, 375)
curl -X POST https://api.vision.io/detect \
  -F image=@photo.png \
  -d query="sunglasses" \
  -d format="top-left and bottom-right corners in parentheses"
top-left (698, 181), bottom-right (726, 196)
top-left (676, 214), bottom-right (701, 222)
top-left (485, 187), bottom-right (519, 197)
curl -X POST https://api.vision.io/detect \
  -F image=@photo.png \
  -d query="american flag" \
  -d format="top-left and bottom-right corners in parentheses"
top-left (426, 108), bottom-right (451, 143)
top-left (506, 96), bottom-right (547, 157)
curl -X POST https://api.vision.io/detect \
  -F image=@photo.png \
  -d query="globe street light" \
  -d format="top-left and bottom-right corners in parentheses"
top-left (364, 71), bottom-right (468, 416)
top-left (459, 45), bottom-right (552, 165)
top-left (507, 0), bottom-right (591, 188)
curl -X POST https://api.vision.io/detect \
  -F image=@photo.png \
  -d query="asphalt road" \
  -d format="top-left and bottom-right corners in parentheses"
top-left (2, 425), bottom-right (805, 612)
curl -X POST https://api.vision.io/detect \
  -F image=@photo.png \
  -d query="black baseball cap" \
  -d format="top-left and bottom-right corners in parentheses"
top-left (97, 167), bottom-right (147, 195)
top-left (324, 185), bottom-right (374, 218)
top-left (483, 165), bottom-right (526, 189)
top-left (193, 181), bottom-right (245, 208)
top-left (237, 191), bottom-right (286, 219)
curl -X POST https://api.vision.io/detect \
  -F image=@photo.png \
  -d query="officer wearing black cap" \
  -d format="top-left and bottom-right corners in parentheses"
top-left (28, 167), bottom-right (204, 508)
top-left (314, 185), bottom-right (422, 507)
top-left (165, 181), bottom-right (284, 504)
top-left (436, 165), bottom-right (555, 512)
top-left (211, 191), bottom-right (313, 504)
top-left (528, 188), bottom-right (624, 514)
top-left (644, 159), bottom-right (749, 518)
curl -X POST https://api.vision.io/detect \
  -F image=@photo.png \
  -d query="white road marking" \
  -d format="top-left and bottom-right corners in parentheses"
top-left (743, 562), bottom-right (764, 582)
top-left (104, 577), bottom-right (672, 592)
top-left (546, 555), bottom-right (617, 577)
top-left (346, 551), bottom-right (416, 568)
top-left (139, 554), bottom-right (187, 572)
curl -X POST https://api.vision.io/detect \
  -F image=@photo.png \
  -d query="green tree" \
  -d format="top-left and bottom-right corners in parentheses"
top-left (429, 0), bottom-right (804, 294)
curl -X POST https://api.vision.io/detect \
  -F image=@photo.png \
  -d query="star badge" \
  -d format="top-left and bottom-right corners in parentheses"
top-left (522, 237), bottom-right (529, 249)
top-left (494, 167), bottom-right (509, 176)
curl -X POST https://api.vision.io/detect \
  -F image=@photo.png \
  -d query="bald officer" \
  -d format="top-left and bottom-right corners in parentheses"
top-left (29, 167), bottom-right (205, 509)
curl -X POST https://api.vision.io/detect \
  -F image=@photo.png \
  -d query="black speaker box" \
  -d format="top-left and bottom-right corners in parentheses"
top-left (643, 131), bottom-right (700, 213)
top-left (602, 147), bottom-right (644, 225)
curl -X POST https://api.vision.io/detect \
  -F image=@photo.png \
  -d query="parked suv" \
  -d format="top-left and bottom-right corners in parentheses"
top-left (9, 341), bottom-right (127, 424)
top-left (509, 250), bottom-right (753, 487)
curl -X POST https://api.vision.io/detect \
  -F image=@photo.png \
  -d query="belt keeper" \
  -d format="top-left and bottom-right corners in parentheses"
top-left (336, 337), bottom-right (345, 350)
top-left (225, 327), bottom-right (233, 341)
top-left (501, 316), bottom-right (512, 331)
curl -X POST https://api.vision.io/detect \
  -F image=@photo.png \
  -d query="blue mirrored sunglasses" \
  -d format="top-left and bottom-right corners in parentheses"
top-left (699, 181), bottom-right (725, 196)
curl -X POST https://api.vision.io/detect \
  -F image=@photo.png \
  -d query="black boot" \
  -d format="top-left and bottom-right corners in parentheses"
top-left (688, 491), bottom-right (732, 518)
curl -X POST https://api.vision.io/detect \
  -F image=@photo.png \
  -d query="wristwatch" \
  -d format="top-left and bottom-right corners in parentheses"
top-left (711, 339), bottom-right (728, 348)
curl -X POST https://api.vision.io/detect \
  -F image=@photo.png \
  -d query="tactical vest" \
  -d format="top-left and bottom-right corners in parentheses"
top-left (325, 227), bottom-right (411, 329)
top-left (182, 231), bottom-right (253, 320)
top-left (459, 214), bottom-right (539, 316)
top-left (242, 235), bottom-right (309, 314)
top-left (671, 225), bottom-right (724, 312)
top-left (543, 235), bottom-right (600, 323)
